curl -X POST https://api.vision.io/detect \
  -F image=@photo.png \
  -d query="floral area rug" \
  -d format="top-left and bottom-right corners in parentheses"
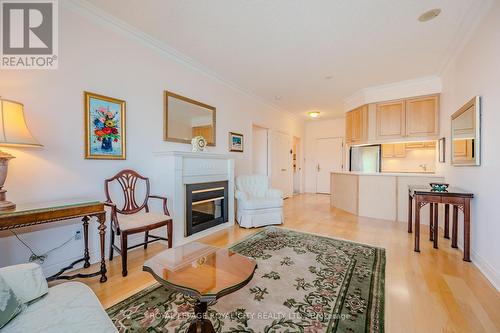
top-left (107, 227), bottom-right (385, 332)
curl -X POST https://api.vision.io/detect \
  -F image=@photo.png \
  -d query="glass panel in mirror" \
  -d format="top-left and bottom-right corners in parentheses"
top-left (451, 96), bottom-right (480, 166)
top-left (164, 91), bottom-right (216, 145)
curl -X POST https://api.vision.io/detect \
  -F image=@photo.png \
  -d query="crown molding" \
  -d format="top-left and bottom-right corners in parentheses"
top-left (61, 0), bottom-right (298, 120)
top-left (437, 0), bottom-right (495, 75)
top-left (343, 75), bottom-right (442, 112)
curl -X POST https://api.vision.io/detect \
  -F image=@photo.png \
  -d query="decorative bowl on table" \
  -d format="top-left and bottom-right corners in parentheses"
top-left (430, 182), bottom-right (449, 192)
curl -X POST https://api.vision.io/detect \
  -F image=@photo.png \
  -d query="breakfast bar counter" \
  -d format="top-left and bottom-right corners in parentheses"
top-left (330, 172), bottom-right (445, 223)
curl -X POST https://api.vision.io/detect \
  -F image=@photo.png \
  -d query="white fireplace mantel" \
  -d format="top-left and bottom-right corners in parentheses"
top-left (153, 151), bottom-right (233, 159)
top-left (152, 151), bottom-right (235, 246)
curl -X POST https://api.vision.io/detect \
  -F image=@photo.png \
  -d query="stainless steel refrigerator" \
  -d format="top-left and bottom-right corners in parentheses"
top-left (349, 145), bottom-right (381, 172)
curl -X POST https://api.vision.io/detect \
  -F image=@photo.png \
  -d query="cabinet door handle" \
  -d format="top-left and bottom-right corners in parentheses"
top-left (317, 164), bottom-right (321, 172)
top-left (281, 168), bottom-right (287, 171)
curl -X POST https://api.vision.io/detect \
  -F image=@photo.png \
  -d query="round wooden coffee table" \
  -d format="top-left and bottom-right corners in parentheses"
top-left (143, 242), bottom-right (257, 333)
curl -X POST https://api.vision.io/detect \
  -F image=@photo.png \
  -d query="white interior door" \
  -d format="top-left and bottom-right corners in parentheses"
top-left (316, 137), bottom-right (344, 194)
top-left (252, 125), bottom-right (269, 175)
top-left (271, 131), bottom-right (293, 197)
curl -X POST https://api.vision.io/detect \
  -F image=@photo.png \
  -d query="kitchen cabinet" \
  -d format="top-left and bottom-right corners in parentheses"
top-left (394, 143), bottom-right (406, 157)
top-left (376, 94), bottom-right (439, 140)
top-left (382, 143), bottom-right (406, 158)
top-left (346, 94), bottom-right (439, 146)
top-left (406, 95), bottom-right (439, 137)
top-left (382, 144), bottom-right (393, 158)
top-left (345, 111), bottom-right (353, 144)
top-left (345, 105), bottom-right (368, 144)
top-left (405, 142), bottom-right (424, 149)
top-left (376, 101), bottom-right (406, 139)
top-left (424, 141), bottom-right (436, 148)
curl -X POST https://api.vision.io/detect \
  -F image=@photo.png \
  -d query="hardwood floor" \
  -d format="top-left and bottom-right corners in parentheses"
top-left (73, 194), bottom-right (500, 333)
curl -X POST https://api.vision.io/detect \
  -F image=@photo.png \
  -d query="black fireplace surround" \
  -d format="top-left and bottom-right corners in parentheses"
top-left (185, 181), bottom-right (228, 236)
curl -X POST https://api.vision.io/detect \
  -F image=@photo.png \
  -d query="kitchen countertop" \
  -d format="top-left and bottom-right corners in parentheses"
top-left (331, 171), bottom-right (444, 177)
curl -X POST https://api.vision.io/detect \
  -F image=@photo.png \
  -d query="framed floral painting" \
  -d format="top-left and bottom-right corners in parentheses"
top-left (84, 92), bottom-right (126, 159)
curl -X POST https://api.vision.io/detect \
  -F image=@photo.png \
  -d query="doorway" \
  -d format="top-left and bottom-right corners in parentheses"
top-left (315, 137), bottom-right (344, 194)
top-left (252, 125), bottom-right (269, 176)
top-left (292, 136), bottom-right (302, 194)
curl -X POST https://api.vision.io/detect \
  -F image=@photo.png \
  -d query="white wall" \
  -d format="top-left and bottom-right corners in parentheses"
top-left (0, 7), bottom-right (303, 274)
top-left (304, 118), bottom-right (345, 192)
top-left (437, 0), bottom-right (500, 290)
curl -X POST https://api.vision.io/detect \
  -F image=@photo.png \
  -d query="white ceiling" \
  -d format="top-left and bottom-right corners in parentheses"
top-left (83, 0), bottom-right (485, 118)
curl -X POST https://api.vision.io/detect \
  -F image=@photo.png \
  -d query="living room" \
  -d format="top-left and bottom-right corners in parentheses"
top-left (0, 1), bottom-right (499, 332)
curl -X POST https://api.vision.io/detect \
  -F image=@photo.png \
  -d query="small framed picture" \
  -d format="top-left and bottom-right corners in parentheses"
top-left (84, 92), bottom-right (126, 159)
top-left (438, 137), bottom-right (445, 163)
top-left (228, 132), bottom-right (243, 152)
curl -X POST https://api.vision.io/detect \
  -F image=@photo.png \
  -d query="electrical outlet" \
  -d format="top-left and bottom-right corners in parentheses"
top-left (74, 230), bottom-right (82, 240)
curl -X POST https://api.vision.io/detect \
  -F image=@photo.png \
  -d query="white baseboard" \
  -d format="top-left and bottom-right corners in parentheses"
top-left (42, 251), bottom-right (100, 277)
top-left (42, 233), bottom-right (154, 277)
top-left (399, 219), bottom-right (500, 291)
top-left (470, 250), bottom-right (500, 291)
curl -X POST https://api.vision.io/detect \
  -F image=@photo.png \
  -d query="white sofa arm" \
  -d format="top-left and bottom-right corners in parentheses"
top-left (267, 189), bottom-right (283, 199)
top-left (0, 263), bottom-right (48, 303)
top-left (235, 190), bottom-right (249, 200)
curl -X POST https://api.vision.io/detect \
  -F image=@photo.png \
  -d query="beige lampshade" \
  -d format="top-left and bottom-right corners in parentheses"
top-left (0, 99), bottom-right (42, 147)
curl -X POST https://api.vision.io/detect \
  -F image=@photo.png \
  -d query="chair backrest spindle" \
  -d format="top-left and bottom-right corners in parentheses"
top-left (105, 169), bottom-right (150, 214)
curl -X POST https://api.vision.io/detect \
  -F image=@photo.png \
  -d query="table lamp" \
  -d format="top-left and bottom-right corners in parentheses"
top-left (0, 98), bottom-right (42, 211)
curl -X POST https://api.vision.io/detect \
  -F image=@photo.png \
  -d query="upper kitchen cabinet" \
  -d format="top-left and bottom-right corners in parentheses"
top-left (405, 95), bottom-right (439, 137)
top-left (376, 94), bottom-right (439, 141)
top-left (345, 111), bottom-right (353, 144)
top-left (376, 100), bottom-right (406, 139)
top-left (345, 105), bottom-right (368, 144)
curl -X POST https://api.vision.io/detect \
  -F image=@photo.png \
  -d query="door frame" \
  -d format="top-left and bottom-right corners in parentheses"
top-left (292, 135), bottom-right (303, 194)
top-left (315, 136), bottom-right (345, 194)
top-left (251, 124), bottom-right (270, 176)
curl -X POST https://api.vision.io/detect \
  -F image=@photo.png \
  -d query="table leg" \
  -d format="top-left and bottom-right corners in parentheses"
top-left (97, 213), bottom-right (108, 283)
top-left (444, 204), bottom-right (450, 239)
top-left (82, 216), bottom-right (90, 268)
top-left (433, 203), bottom-right (439, 249)
top-left (187, 301), bottom-right (215, 333)
top-left (452, 206), bottom-right (458, 248)
top-left (429, 203), bottom-right (434, 241)
top-left (408, 193), bottom-right (413, 233)
top-left (414, 198), bottom-right (421, 252)
top-left (463, 200), bottom-right (471, 262)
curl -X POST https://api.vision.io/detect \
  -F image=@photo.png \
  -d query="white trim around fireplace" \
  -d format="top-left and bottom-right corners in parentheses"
top-left (152, 151), bottom-right (235, 247)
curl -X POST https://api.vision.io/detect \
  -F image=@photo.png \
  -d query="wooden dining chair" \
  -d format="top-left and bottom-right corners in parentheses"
top-left (104, 169), bottom-right (173, 277)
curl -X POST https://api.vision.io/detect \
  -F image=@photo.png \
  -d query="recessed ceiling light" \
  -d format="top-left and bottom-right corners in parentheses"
top-left (418, 8), bottom-right (441, 22)
top-left (274, 95), bottom-right (282, 101)
top-left (308, 111), bottom-right (320, 118)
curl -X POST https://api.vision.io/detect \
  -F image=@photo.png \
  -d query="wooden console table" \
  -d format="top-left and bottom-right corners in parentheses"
top-left (408, 186), bottom-right (473, 261)
top-left (0, 199), bottom-right (107, 282)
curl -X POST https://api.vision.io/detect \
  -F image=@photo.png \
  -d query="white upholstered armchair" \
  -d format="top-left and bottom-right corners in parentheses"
top-left (235, 175), bottom-right (284, 228)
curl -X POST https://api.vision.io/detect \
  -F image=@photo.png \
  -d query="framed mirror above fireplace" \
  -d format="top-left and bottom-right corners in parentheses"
top-left (185, 181), bottom-right (228, 236)
top-left (164, 90), bottom-right (216, 146)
